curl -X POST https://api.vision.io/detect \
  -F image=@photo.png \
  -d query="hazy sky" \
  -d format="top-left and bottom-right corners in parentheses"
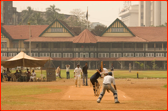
top-left (13, 1), bottom-right (139, 26)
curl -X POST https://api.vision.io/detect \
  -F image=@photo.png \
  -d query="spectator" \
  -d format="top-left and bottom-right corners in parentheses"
top-left (6, 68), bottom-right (11, 81)
top-left (56, 66), bottom-right (61, 79)
top-left (82, 62), bottom-right (88, 86)
top-left (30, 70), bottom-right (36, 81)
top-left (66, 65), bottom-right (70, 79)
top-left (26, 69), bottom-right (31, 82)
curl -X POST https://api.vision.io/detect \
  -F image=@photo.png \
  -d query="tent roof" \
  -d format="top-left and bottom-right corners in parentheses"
top-left (1, 51), bottom-right (49, 68)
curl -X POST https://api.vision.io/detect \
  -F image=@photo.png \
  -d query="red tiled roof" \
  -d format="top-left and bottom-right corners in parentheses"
top-left (52, 58), bottom-right (99, 61)
top-left (128, 27), bottom-right (167, 42)
top-left (96, 36), bottom-right (146, 42)
top-left (24, 37), bottom-right (74, 42)
top-left (73, 29), bottom-right (97, 43)
top-left (2, 25), bottom-right (48, 39)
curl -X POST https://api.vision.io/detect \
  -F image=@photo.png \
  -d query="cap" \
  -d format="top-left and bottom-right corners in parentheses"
top-left (108, 72), bottom-right (112, 76)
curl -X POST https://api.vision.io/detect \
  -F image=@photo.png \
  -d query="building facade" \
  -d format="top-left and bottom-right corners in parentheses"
top-left (1, 18), bottom-right (167, 70)
top-left (139, 1), bottom-right (167, 27)
top-left (119, 4), bottom-right (139, 27)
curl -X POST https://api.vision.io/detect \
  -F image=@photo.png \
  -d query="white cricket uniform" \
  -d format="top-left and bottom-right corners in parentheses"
top-left (103, 75), bottom-right (115, 85)
top-left (100, 68), bottom-right (109, 77)
top-left (74, 67), bottom-right (82, 86)
top-left (1, 66), bottom-right (4, 73)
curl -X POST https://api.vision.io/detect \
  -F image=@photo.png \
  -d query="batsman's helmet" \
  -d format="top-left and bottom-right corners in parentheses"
top-left (108, 72), bottom-right (113, 76)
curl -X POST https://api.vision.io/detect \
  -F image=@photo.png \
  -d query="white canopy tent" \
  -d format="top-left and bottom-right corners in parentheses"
top-left (1, 51), bottom-right (49, 68)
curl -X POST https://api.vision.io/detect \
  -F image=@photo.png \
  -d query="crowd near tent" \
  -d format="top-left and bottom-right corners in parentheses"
top-left (1, 51), bottom-right (49, 68)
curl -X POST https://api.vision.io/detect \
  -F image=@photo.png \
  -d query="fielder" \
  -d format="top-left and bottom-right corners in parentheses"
top-left (97, 72), bottom-right (120, 103)
top-left (74, 64), bottom-right (82, 87)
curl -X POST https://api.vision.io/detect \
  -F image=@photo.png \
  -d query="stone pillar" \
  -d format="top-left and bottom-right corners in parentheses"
top-left (144, 61), bottom-right (146, 70)
top-left (146, 43), bottom-right (148, 51)
top-left (135, 43), bottom-right (136, 51)
top-left (89, 61), bottom-right (91, 69)
top-left (133, 61), bottom-right (135, 70)
top-left (162, 43), bottom-right (164, 51)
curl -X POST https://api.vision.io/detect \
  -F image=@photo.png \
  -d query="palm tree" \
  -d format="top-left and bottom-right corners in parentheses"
top-left (20, 6), bottom-right (34, 25)
top-left (46, 4), bottom-right (61, 24)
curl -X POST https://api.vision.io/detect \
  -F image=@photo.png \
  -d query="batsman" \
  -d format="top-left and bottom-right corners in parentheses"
top-left (90, 61), bottom-right (108, 95)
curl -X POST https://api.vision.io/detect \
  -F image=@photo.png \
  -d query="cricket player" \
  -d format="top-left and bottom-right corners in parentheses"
top-left (97, 72), bottom-right (120, 103)
top-left (74, 64), bottom-right (82, 87)
top-left (90, 67), bottom-right (108, 95)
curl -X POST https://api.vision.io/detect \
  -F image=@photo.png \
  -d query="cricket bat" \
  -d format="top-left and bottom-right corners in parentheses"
top-left (101, 61), bottom-right (103, 72)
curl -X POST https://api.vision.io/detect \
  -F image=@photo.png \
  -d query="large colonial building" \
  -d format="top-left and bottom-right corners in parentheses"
top-left (1, 18), bottom-right (167, 70)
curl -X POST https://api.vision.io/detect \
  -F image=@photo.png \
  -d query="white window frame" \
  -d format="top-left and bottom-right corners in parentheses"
top-left (123, 53), bottom-right (134, 57)
top-left (51, 53), bottom-right (61, 58)
top-left (40, 53), bottom-right (50, 57)
top-left (51, 27), bottom-right (63, 33)
top-left (90, 53), bottom-right (94, 58)
top-left (31, 53), bottom-right (38, 57)
top-left (80, 53), bottom-right (89, 58)
top-left (98, 53), bottom-right (109, 58)
top-left (111, 53), bottom-right (121, 57)
top-left (155, 53), bottom-right (164, 57)
top-left (1, 53), bottom-right (7, 57)
top-left (8, 53), bottom-right (17, 57)
top-left (63, 53), bottom-right (72, 58)
top-left (145, 53), bottom-right (154, 57)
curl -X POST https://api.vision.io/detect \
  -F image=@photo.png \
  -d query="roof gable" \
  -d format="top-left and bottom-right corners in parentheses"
top-left (101, 18), bottom-right (135, 37)
top-left (1, 27), bottom-right (12, 40)
top-left (39, 19), bottom-right (75, 37)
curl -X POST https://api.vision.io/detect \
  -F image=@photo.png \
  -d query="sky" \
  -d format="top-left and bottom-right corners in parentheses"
top-left (13, 1), bottom-right (139, 26)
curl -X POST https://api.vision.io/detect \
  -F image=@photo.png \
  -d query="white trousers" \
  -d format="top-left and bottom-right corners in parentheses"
top-left (75, 75), bottom-right (81, 86)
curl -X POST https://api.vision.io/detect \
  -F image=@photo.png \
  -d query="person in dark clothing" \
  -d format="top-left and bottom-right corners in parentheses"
top-left (26, 69), bottom-right (31, 82)
top-left (90, 68), bottom-right (102, 95)
top-left (6, 68), bottom-right (11, 81)
top-left (111, 64), bottom-right (114, 71)
top-left (82, 62), bottom-right (88, 86)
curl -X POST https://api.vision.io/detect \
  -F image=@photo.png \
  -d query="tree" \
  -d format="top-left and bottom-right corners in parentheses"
top-left (28, 12), bottom-right (46, 25)
top-left (91, 25), bottom-right (107, 36)
top-left (20, 6), bottom-right (34, 25)
top-left (46, 4), bottom-right (64, 24)
top-left (135, 61), bottom-right (144, 70)
top-left (151, 60), bottom-right (157, 70)
top-left (66, 9), bottom-right (90, 31)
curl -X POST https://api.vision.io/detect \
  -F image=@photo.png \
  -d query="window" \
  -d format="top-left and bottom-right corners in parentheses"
top-left (135, 53), bottom-right (144, 57)
top-left (41, 43), bottom-right (48, 48)
top-left (111, 53), bottom-right (122, 57)
top-left (90, 53), bottom-right (94, 58)
top-left (51, 28), bottom-right (63, 33)
top-left (145, 53), bottom-right (154, 57)
top-left (8, 53), bottom-right (17, 57)
top-left (51, 53), bottom-right (61, 58)
top-left (40, 53), bottom-right (50, 57)
top-left (123, 53), bottom-right (134, 57)
top-left (63, 53), bottom-right (72, 58)
top-left (95, 53), bottom-right (97, 58)
top-left (13, 41), bottom-right (18, 48)
top-left (1, 53), bottom-right (7, 57)
top-left (80, 53), bottom-right (89, 58)
top-left (31, 53), bottom-right (38, 57)
top-left (155, 53), bottom-right (164, 57)
top-left (1, 42), bottom-right (7, 48)
top-left (98, 53), bottom-right (109, 58)
top-left (111, 27), bottom-right (124, 32)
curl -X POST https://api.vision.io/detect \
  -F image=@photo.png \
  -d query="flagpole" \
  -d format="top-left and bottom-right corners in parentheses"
top-left (87, 6), bottom-right (88, 29)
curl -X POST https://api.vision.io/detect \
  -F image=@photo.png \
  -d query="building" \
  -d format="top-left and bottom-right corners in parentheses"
top-left (119, 4), bottom-right (139, 27)
top-left (1, 18), bottom-right (167, 70)
top-left (139, 1), bottom-right (167, 26)
top-left (1, 1), bottom-right (18, 25)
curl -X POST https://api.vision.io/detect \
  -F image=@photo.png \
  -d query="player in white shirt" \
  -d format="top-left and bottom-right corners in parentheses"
top-left (97, 72), bottom-right (120, 103)
top-left (74, 64), bottom-right (82, 87)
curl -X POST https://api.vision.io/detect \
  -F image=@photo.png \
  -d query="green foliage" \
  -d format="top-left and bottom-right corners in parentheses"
top-left (151, 60), bottom-right (157, 70)
top-left (135, 61), bottom-right (144, 70)
top-left (91, 25), bottom-right (107, 36)
top-left (163, 85), bottom-right (167, 88)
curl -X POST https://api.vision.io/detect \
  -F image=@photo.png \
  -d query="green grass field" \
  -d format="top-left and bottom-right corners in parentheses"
top-left (11, 70), bottom-right (167, 79)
